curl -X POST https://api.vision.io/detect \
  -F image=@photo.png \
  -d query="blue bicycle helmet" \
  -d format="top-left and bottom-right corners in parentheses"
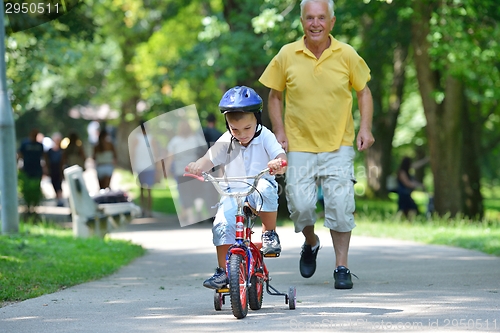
top-left (219, 86), bottom-right (262, 114)
top-left (219, 86), bottom-right (264, 147)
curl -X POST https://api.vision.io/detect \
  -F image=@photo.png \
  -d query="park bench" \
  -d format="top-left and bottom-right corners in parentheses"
top-left (63, 165), bottom-right (141, 238)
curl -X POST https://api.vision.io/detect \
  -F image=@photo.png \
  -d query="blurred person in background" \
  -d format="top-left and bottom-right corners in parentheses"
top-left (62, 132), bottom-right (87, 171)
top-left (396, 156), bottom-right (424, 219)
top-left (202, 113), bottom-right (222, 148)
top-left (130, 120), bottom-right (162, 217)
top-left (165, 120), bottom-right (207, 224)
top-left (45, 132), bottom-right (65, 207)
top-left (17, 128), bottom-right (46, 214)
top-left (93, 129), bottom-right (117, 190)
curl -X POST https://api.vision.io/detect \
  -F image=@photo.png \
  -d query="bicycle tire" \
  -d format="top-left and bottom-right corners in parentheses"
top-left (248, 274), bottom-right (263, 310)
top-left (214, 291), bottom-right (223, 311)
top-left (288, 286), bottom-right (296, 310)
top-left (229, 254), bottom-right (248, 319)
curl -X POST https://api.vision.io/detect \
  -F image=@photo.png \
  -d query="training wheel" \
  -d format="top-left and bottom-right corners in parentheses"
top-left (214, 291), bottom-right (223, 311)
top-left (288, 286), bottom-right (296, 310)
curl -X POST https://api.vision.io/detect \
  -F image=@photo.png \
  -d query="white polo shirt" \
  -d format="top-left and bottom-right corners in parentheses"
top-left (209, 126), bottom-right (285, 188)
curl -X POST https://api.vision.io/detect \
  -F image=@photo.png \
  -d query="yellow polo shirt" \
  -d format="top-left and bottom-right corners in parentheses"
top-left (259, 35), bottom-right (371, 153)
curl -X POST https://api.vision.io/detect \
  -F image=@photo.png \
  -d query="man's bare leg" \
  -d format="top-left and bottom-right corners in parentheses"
top-left (330, 230), bottom-right (351, 268)
top-left (331, 229), bottom-right (354, 289)
top-left (302, 225), bottom-right (318, 246)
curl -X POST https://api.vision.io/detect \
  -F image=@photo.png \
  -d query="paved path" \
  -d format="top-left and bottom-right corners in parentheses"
top-left (1, 214), bottom-right (499, 333)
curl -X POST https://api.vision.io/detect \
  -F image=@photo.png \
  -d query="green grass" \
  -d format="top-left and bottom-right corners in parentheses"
top-left (354, 215), bottom-right (500, 256)
top-left (0, 222), bottom-right (145, 306)
top-left (117, 169), bottom-right (177, 215)
top-left (150, 186), bottom-right (177, 214)
top-left (352, 194), bottom-right (500, 256)
top-left (138, 176), bottom-right (500, 256)
top-left (127, 184), bottom-right (177, 215)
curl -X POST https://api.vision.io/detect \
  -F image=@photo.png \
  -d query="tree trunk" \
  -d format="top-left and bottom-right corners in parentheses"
top-left (461, 99), bottom-right (484, 219)
top-left (412, 1), bottom-right (463, 216)
top-left (113, 37), bottom-right (142, 170)
top-left (365, 45), bottom-right (408, 198)
top-left (115, 116), bottom-right (138, 171)
top-left (221, 0), bottom-right (290, 217)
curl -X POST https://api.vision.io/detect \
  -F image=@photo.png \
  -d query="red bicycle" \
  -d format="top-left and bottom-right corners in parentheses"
top-left (184, 160), bottom-right (296, 319)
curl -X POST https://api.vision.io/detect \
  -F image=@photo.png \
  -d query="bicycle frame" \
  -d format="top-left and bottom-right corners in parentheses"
top-left (225, 213), bottom-right (269, 290)
top-left (184, 160), bottom-right (295, 318)
top-left (184, 167), bottom-right (272, 286)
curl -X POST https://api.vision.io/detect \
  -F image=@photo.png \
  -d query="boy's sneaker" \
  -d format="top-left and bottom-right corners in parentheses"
top-left (261, 230), bottom-right (282, 255)
top-left (333, 266), bottom-right (355, 289)
top-left (299, 237), bottom-right (320, 278)
top-left (203, 267), bottom-right (228, 289)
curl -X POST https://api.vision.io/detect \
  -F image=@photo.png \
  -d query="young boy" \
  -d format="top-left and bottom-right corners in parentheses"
top-left (185, 86), bottom-right (287, 289)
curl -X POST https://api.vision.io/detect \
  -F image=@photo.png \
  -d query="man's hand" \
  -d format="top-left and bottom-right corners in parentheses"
top-left (356, 127), bottom-right (375, 151)
top-left (356, 85), bottom-right (374, 151)
top-left (274, 130), bottom-right (288, 152)
top-left (268, 88), bottom-right (288, 152)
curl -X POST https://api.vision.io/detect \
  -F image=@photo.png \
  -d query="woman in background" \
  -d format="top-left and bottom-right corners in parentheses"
top-left (397, 156), bottom-right (423, 218)
top-left (93, 129), bottom-right (117, 190)
top-left (62, 132), bottom-right (87, 171)
top-left (46, 132), bottom-right (65, 206)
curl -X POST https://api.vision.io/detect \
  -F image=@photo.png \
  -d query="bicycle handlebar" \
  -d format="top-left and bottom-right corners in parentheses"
top-left (183, 160), bottom-right (287, 198)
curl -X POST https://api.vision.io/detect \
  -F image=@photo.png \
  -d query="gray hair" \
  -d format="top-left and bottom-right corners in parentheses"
top-left (300, 0), bottom-right (335, 18)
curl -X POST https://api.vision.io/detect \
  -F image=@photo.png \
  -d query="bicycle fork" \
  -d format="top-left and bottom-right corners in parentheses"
top-left (226, 207), bottom-right (255, 288)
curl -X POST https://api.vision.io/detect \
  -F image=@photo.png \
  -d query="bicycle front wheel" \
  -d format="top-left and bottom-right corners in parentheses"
top-left (229, 254), bottom-right (248, 319)
top-left (248, 274), bottom-right (263, 310)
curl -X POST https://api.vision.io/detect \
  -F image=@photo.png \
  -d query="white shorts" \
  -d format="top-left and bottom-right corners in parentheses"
top-left (285, 146), bottom-right (356, 233)
top-left (212, 178), bottom-right (278, 246)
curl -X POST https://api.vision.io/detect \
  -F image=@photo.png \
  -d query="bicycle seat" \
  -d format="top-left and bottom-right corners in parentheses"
top-left (243, 202), bottom-right (259, 219)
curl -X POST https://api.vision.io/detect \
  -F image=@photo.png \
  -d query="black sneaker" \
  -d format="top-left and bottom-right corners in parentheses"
top-left (203, 267), bottom-right (228, 289)
top-left (261, 230), bottom-right (282, 255)
top-left (299, 237), bottom-right (320, 278)
top-left (333, 266), bottom-right (354, 289)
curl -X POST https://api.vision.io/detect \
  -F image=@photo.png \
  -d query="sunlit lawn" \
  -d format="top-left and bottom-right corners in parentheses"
top-left (151, 189), bottom-right (500, 256)
top-left (0, 223), bottom-right (145, 305)
top-left (117, 169), bottom-right (500, 256)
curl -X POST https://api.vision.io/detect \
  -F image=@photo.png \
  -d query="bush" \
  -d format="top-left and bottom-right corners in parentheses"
top-left (18, 171), bottom-right (43, 214)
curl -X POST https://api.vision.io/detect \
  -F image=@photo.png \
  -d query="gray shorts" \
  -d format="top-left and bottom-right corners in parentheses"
top-left (212, 178), bottom-right (278, 246)
top-left (285, 146), bottom-right (356, 233)
top-left (96, 164), bottom-right (114, 179)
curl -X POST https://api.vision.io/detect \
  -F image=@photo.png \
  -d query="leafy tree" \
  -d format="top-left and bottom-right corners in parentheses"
top-left (80, 0), bottom-right (200, 167)
top-left (6, 3), bottom-right (96, 115)
top-left (8, 0), bottom-right (500, 222)
top-left (412, 0), bottom-right (500, 218)
top-left (333, 0), bottom-right (413, 198)
top-left (7, 3), bottom-right (110, 143)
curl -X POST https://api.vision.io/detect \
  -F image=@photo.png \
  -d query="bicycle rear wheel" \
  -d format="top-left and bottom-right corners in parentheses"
top-left (229, 254), bottom-right (248, 319)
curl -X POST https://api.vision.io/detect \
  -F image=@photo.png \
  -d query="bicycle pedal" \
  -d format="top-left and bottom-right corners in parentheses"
top-left (263, 253), bottom-right (280, 258)
top-left (216, 288), bottom-right (230, 293)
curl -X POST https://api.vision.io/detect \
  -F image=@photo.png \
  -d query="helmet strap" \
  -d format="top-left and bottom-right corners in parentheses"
top-left (253, 112), bottom-right (263, 139)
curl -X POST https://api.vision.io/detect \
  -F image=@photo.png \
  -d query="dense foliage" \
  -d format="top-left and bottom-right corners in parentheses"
top-left (5, 0), bottom-right (499, 219)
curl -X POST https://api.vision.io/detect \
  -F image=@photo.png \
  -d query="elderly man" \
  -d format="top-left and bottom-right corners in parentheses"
top-left (259, 0), bottom-right (374, 289)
